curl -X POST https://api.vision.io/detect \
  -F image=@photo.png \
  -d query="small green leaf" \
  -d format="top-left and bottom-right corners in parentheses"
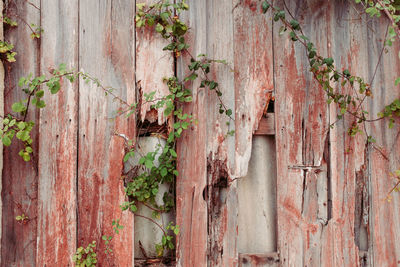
top-left (262, 1), bottom-right (270, 13)
top-left (2, 136), bottom-right (11, 146)
top-left (170, 149), bottom-right (177, 157)
top-left (155, 23), bottom-right (164, 33)
top-left (145, 159), bottom-right (153, 169)
top-left (12, 102), bottom-right (26, 113)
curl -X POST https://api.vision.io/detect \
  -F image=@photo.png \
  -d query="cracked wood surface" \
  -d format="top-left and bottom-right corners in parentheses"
top-left (77, 1), bottom-right (135, 266)
top-left (1, 1), bottom-right (40, 266)
top-left (136, 0), bottom-right (173, 125)
top-left (36, 0), bottom-right (79, 265)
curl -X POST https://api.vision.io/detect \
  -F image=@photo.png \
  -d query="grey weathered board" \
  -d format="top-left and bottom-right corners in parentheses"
top-left (36, 0), bottom-right (79, 265)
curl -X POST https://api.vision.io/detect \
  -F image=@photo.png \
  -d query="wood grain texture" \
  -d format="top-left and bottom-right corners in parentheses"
top-left (233, 0), bottom-right (274, 177)
top-left (175, 0), bottom-right (208, 266)
top-left (1, 1), bottom-right (40, 266)
top-left (36, 1), bottom-right (79, 265)
top-left (136, 0), bottom-right (173, 124)
top-left (238, 253), bottom-right (279, 267)
top-left (205, 1), bottom-right (238, 266)
top-left (254, 114), bottom-right (275, 136)
top-left (365, 13), bottom-right (400, 267)
top-left (273, 0), bottom-right (332, 266)
top-left (78, 1), bottom-right (135, 265)
top-left (324, 2), bottom-right (370, 266)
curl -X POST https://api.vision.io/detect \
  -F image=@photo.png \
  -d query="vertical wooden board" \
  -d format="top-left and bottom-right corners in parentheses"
top-left (35, 0), bottom-right (78, 265)
top-left (78, 1), bottom-right (135, 265)
top-left (205, 1), bottom-right (237, 266)
top-left (324, 2), bottom-right (370, 266)
top-left (366, 16), bottom-right (400, 266)
top-left (1, 1), bottom-right (40, 266)
top-left (233, 0), bottom-right (274, 177)
top-left (136, 0), bottom-right (173, 124)
top-left (176, 1), bottom-right (208, 266)
top-left (0, 1), bottom-right (4, 262)
top-left (273, 0), bottom-right (333, 265)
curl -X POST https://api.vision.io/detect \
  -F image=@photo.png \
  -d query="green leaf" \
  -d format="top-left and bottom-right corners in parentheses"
top-left (49, 82), bottom-right (61, 94)
top-left (12, 102), bottom-right (26, 113)
top-left (2, 136), bottom-right (11, 146)
top-left (155, 23), bottom-right (164, 33)
top-left (209, 81), bottom-right (218, 90)
top-left (17, 122), bottom-right (25, 130)
top-left (169, 149), bottom-right (177, 157)
top-left (395, 77), bottom-right (400, 86)
top-left (323, 57), bottom-right (334, 66)
top-left (160, 12), bottom-right (170, 21)
top-left (290, 20), bottom-right (300, 30)
top-left (262, 1), bottom-right (270, 13)
top-left (145, 159), bottom-right (153, 169)
top-left (22, 153), bottom-right (31, 161)
top-left (160, 167), bottom-right (168, 177)
top-left (36, 90), bottom-right (44, 98)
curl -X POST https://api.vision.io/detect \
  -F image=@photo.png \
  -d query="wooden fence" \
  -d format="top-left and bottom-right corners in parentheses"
top-left (1, 0), bottom-right (400, 266)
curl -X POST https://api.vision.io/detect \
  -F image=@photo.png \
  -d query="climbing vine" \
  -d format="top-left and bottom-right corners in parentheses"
top-left (1, 0), bottom-right (233, 264)
top-left (262, 0), bottom-right (400, 192)
top-left (3, 0), bottom-right (400, 265)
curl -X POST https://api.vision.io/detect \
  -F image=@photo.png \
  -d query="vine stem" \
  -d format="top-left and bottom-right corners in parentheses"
top-left (134, 213), bottom-right (167, 236)
top-left (183, 49), bottom-right (235, 122)
top-left (269, 1), bottom-right (387, 124)
top-left (375, 0), bottom-right (400, 41)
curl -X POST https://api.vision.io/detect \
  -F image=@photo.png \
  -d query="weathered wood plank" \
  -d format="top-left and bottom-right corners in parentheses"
top-left (238, 253), bottom-right (279, 267)
top-left (273, 0), bottom-right (332, 265)
top-left (176, 1), bottom-right (208, 266)
top-left (36, 0), bottom-right (79, 265)
top-left (206, 0), bottom-right (237, 266)
top-left (136, 0), bottom-right (173, 124)
top-left (78, 1), bottom-right (135, 265)
top-left (1, 1), bottom-right (40, 266)
top-left (254, 114), bottom-right (275, 136)
top-left (366, 13), bottom-right (400, 267)
top-left (233, 0), bottom-right (274, 176)
top-left (323, 2), bottom-right (370, 266)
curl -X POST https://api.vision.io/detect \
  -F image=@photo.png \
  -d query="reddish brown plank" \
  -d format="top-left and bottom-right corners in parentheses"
top-left (36, 0), bottom-right (79, 265)
top-left (77, 1), bottom-right (135, 265)
top-left (254, 114), bottom-right (275, 136)
top-left (1, 1), bottom-right (40, 266)
top-left (136, 0), bottom-right (173, 124)
top-left (366, 14), bottom-right (400, 267)
top-left (176, 1), bottom-right (208, 266)
top-left (205, 1), bottom-right (237, 266)
top-left (273, 0), bottom-right (333, 265)
top-left (233, 0), bottom-right (274, 176)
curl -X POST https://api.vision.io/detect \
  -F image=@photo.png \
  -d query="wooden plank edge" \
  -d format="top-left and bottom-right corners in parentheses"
top-left (254, 113), bottom-right (275, 136)
top-left (239, 252), bottom-right (280, 266)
